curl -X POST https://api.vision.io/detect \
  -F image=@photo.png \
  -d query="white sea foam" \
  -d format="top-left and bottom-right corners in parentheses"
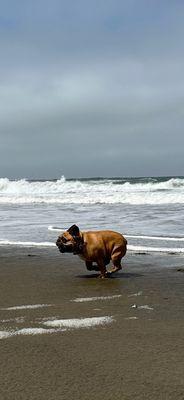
top-left (0, 318), bottom-right (111, 339)
top-left (72, 295), bottom-right (121, 302)
top-left (128, 291), bottom-right (143, 297)
top-left (48, 226), bottom-right (65, 232)
top-left (43, 316), bottom-right (113, 329)
top-left (138, 305), bottom-right (153, 310)
top-left (15, 328), bottom-right (64, 336)
top-left (131, 304), bottom-right (153, 310)
top-left (128, 245), bottom-right (184, 254)
top-left (0, 177), bottom-right (184, 205)
top-left (0, 317), bottom-right (25, 323)
top-left (0, 328), bottom-right (64, 339)
top-left (0, 331), bottom-right (14, 339)
top-left (126, 235), bottom-right (184, 242)
top-left (2, 304), bottom-right (52, 310)
top-left (0, 239), bottom-right (184, 254)
top-left (0, 240), bottom-right (55, 247)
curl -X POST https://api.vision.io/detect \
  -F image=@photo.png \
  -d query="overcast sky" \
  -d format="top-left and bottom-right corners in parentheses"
top-left (0, 0), bottom-right (184, 179)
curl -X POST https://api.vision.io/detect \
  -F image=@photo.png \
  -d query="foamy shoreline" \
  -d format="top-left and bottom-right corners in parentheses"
top-left (0, 240), bottom-right (184, 254)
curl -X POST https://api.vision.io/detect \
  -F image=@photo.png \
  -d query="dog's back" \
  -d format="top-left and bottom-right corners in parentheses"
top-left (82, 229), bottom-right (127, 261)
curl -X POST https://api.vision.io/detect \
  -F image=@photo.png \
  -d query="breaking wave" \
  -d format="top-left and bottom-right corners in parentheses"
top-left (0, 176), bottom-right (184, 205)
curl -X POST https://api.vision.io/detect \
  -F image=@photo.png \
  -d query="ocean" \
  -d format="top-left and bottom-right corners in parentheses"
top-left (0, 176), bottom-right (184, 254)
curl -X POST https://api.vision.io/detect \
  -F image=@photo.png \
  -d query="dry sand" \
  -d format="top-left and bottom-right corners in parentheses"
top-left (0, 246), bottom-right (184, 400)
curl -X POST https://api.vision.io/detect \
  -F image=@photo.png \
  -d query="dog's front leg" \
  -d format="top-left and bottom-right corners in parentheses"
top-left (85, 261), bottom-right (100, 272)
top-left (85, 261), bottom-right (93, 271)
top-left (97, 260), bottom-right (107, 279)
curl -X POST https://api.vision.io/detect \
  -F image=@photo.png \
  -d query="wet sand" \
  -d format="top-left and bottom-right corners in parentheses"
top-left (0, 247), bottom-right (184, 400)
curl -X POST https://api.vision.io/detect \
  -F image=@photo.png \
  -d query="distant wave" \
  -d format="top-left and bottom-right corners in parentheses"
top-left (0, 239), bottom-right (184, 254)
top-left (0, 176), bottom-right (184, 205)
top-left (48, 226), bottom-right (184, 241)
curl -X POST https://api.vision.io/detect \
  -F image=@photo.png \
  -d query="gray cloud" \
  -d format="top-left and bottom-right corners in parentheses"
top-left (0, 0), bottom-right (184, 178)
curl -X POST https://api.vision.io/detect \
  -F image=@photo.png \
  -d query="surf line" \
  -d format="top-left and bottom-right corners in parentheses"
top-left (0, 240), bottom-right (55, 247)
top-left (126, 234), bottom-right (184, 242)
top-left (48, 226), bottom-right (184, 242)
top-left (128, 245), bottom-right (184, 254)
top-left (1, 239), bottom-right (184, 253)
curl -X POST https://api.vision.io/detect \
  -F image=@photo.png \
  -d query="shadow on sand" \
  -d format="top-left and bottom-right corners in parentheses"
top-left (76, 271), bottom-right (142, 279)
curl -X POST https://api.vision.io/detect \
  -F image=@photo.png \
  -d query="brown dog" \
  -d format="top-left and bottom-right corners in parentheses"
top-left (56, 225), bottom-right (127, 278)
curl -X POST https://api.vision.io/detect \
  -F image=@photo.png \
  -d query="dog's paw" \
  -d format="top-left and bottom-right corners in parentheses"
top-left (98, 273), bottom-right (108, 279)
top-left (109, 266), bottom-right (122, 274)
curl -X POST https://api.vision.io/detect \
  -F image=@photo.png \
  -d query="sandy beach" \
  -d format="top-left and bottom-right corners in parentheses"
top-left (0, 247), bottom-right (184, 400)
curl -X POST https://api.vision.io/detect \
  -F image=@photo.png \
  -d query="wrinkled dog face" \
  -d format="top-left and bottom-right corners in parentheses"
top-left (56, 232), bottom-right (74, 253)
top-left (56, 225), bottom-right (82, 254)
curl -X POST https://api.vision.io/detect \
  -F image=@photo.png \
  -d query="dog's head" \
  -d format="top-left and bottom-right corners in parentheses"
top-left (56, 224), bottom-right (83, 254)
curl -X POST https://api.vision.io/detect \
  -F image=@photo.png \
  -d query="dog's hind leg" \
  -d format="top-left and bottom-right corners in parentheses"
top-left (109, 256), bottom-right (122, 274)
top-left (110, 244), bottom-right (126, 273)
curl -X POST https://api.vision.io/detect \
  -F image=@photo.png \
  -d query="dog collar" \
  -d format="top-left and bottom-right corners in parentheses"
top-left (73, 233), bottom-right (84, 255)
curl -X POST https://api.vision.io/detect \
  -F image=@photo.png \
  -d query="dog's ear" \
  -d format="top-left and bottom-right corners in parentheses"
top-left (67, 224), bottom-right (80, 237)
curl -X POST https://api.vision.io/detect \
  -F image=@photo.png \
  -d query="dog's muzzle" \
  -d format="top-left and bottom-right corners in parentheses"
top-left (56, 236), bottom-right (84, 254)
top-left (56, 239), bottom-right (73, 253)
